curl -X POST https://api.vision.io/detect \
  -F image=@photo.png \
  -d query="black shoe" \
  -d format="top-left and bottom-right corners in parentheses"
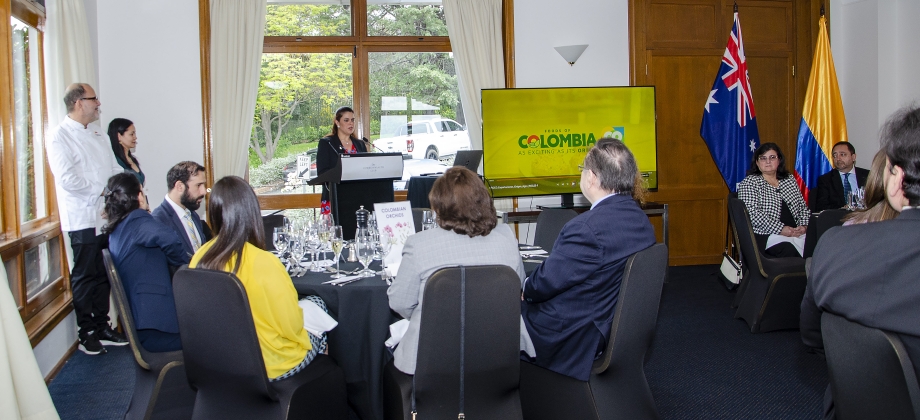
top-left (96, 327), bottom-right (129, 346)
top-left (78, 333), bottom-right (107, 355)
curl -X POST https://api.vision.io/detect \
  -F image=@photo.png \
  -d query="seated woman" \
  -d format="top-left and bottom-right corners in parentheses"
top-left (738, 143), bottom-right (810, 257)
top-left (842, 149), bottom-right (899, 225)
top-left (189, 176), bottom-right (327, 381)
top-left (387, 166), bottom-right (533, 375)
top-left (104, 173), bottom-right (189, 352)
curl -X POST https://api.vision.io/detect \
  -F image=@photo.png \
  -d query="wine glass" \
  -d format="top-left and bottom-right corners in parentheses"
top-left (289, 234), bottom-right (308, 276)
top-left (376, 233), bottom-right (393, 281)
top-left (273, 227), bottom-right (289, 256)
top-left (355, 230), bottom-right (376, 278)
top-left (329, 226), bottom-right (346, 279)
top-left (305, 223), bottom-right (324, 272)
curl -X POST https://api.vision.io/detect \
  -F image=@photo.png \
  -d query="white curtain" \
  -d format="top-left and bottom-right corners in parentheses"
top-left (443, 0), bottom-right (505, 151)
top-left (209, 0), bottom-right (267, 179)
top-left (43, 0), bottom-right (96, 127)
top-left (0, 267), bottom-right (60, 420)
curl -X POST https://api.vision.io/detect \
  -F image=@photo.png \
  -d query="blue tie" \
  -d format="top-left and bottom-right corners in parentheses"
top-left (842, 173), bottom-right (852, 201)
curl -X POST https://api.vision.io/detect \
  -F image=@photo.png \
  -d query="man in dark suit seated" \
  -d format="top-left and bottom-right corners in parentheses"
top-left (152, 161), bottom-right (212, 259)
top-left (521, 138), bottom-right (656, 381)
top-left (801, 104), bottom-right (920, 418)
top-left (814, 141), bottom-right (869, 211)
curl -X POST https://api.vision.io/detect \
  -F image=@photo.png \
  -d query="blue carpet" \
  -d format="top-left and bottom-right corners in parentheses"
top-left (48, 345), bottom-right (133, 420)
top-left (646, 265), bottom-right (827, 419)
top-left (47, 265), bottom-right (827, 419)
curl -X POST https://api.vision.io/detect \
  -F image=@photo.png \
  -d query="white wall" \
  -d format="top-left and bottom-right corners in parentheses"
top-left (33, 312), bottom-right (77, 377)
top-left (510, 0), bottom-right (630, 242)
top-left (831, 0), bottom-right (920, 162)
top-left (514, 0), bottom-right (629, 88)
top-left (94, 0), bottom-right (204, 210)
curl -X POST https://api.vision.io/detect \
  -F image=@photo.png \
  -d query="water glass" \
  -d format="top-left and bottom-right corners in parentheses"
top-left (355, 232), bottom-right (376, 278)
top-left (421, 210), bottom-right (436, 231)
top-left (273, 227), bottom-right (289, 255)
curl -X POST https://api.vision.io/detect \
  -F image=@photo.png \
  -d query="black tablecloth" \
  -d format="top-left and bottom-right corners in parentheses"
top-left (291, 259), bottom-right (396, 420)
top-left (406, 176), bottom-right (438, 209)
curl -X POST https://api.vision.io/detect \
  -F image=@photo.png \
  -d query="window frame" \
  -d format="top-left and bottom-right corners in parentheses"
top-left (199, 0), bottom-right (516, 210)
top-left (1, 0), bottom-right (72, 348)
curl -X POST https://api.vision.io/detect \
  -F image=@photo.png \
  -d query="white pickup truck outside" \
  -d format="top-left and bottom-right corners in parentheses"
top-left (373, 118), bottom-right (470, 160)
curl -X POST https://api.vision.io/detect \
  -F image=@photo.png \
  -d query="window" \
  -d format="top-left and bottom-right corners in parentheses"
top-left (1, 1), bottom-right (70, 346)
top-left (250, 0), bottom-right (459, 205)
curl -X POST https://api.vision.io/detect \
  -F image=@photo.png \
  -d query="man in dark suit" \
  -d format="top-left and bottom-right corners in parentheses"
top-left (152, 161), bottom-right (211, 258)
top-left (814, 141), bottom-right (869, 211)
top-left (801, 104), bottom-right (920, 418)
top-left (521, 138), bottom-right (656, 381)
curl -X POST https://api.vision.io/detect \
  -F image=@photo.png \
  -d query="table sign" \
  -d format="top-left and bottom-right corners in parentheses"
top-left (375, 201), bottom-right (415, 275)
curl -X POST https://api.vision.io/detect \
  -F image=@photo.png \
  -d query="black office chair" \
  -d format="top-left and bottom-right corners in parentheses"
top-left (822, 312), bottom-right (920, 420)
top-left (519, 243), bottom-right (669, 420)
top-left (533, 208), bottom-right (578, 252)
top-left (727, 196), bottom-right (807, 333)
top-left (383, 265), bottom-right (523, 419)
top-left (173, 268), bottom-right (348, 419)
top-left (803, 209), bottom-right (850, 258)
top-left (102, 250), bottom-right (195, 420)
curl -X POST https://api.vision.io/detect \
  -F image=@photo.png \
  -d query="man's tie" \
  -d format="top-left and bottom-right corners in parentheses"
top-left (184, 210), bottom-right (201, 251)
top-left (842, 172), bottom-right (852, 202)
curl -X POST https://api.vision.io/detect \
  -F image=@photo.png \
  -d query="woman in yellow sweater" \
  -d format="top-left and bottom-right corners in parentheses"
top-left (190, 176), bottom-right (326, 380)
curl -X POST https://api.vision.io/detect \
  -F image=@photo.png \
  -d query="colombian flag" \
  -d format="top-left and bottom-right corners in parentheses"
top-left (793, 15), bottom-right (847, 204)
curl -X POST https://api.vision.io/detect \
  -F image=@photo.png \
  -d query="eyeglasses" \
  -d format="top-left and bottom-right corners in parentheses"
top-left (80, 97), bottom-right (98, 102)
top-left (758, 155), bottom-right (778, 162)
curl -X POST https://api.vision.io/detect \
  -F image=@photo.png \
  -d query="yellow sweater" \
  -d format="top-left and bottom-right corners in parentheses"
top-left (190, 240), bottom-right (311, 378)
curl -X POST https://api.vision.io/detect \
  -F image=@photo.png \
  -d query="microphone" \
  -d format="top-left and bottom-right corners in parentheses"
top-left (363, 137), bottom-right (384, 153)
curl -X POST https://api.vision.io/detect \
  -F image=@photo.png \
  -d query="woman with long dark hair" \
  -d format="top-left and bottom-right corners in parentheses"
top-left (842, 149), bottom-right (899, 225)
top-left (107, 118), bottom-right (145, 186)
top-left (737, 142), bottom-right (810, 257)
top-left (315, 106), bottom-right (369, 215)
top-left (189, 176), bottom-right (328, 381)
top-left (104, 173), bottom-right (189, 352)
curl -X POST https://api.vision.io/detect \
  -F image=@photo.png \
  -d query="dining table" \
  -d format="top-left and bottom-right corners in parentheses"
top-left (290, 257), bottom-right (394, 420)
top-left (288, 246), bottom-right (546, 419)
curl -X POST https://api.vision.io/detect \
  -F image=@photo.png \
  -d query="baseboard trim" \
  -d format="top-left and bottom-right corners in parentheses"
top-left (44, 341), bottom-right (77, 385)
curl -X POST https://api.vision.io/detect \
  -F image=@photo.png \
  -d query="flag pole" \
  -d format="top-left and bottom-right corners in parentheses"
top-left (733, 2), bottom-right (738, 13)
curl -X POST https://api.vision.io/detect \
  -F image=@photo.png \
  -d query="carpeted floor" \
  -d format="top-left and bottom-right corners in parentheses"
top-left (47, 264), bottom-right (827, 419)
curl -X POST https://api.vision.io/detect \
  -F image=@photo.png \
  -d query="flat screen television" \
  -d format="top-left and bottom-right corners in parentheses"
top-left (481, 86), bottom-right (658, 200)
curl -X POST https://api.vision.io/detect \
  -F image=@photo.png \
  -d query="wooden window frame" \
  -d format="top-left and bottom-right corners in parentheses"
top-left (1, 0), bottom-right (72, 347)
top-left (199, 0), bottom-right (516, 211)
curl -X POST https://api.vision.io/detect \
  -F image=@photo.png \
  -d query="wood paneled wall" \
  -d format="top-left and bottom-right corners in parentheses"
top-left (630, 0), bottom-right (823, 265)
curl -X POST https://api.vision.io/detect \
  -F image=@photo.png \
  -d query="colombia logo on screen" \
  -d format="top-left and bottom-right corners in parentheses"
top-left (517, 127), bottom-right (624, 149)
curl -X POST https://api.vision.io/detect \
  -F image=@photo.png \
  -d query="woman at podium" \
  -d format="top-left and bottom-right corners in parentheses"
top-left (316, 106), bottom-right (369, 215)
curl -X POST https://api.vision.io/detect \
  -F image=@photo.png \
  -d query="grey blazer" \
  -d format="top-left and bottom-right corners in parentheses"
top-left (387, 224), bottom-right (531, 374)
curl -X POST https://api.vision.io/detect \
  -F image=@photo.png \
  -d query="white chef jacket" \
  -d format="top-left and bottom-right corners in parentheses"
top-left (46, 116), bottom-right (124, 232)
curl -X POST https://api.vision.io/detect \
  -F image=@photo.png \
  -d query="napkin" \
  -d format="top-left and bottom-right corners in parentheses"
top-left (322, 275), bottom-right (361, 285)
top-left (299, 298), bottom-right (338, 336)
top-left (385, 319), bottom-right (410, 348)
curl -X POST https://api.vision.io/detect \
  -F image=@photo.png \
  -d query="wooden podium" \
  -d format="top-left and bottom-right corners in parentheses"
top-left (309, 153), bottom-right (403, 239)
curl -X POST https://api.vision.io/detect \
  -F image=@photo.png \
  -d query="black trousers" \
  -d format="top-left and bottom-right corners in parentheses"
top-left (69, 228), bottom-right (111, 337)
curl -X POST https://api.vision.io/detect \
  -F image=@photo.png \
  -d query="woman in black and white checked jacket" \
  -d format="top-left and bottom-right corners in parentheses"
top-left (738, 143), bottom-right (810, 257)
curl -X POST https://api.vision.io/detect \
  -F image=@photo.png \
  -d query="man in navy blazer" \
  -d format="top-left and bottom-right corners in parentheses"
top-left (152, 161), bottom-right (211, 257)
top-left (521, 138), bottom-right (656, 381)
top-left (814, 141), bottom-right (869, 211)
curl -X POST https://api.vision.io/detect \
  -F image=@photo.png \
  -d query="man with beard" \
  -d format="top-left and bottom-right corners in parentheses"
top-left (814, 141), bottom-right (869, 211)
top-left (152, 161), bottom-right (211, 257)
top-left (47, 83), bottom-right (128, 354)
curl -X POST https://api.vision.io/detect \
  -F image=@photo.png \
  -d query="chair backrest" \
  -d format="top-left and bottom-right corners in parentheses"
top-left (727, 196), bottom-right (768, 277)
top-left (172, 268), bottom-right (278, 402)
top-left (815, 209), bottom-right (849, 242)
top-left (411, 208), bottom-right (428, 233)
top-left (822, 312), bottom-right (920, 420)
top-left (101, 249), bottom-right (150, 369)
top-left (262, 214), bottom-right (285, 251)
top-left (414, 265), bottom-right (523, 419)
top-left (533, 209), bottom-right (578, 252)
top-left (588, 243), bottom-right (667, 420)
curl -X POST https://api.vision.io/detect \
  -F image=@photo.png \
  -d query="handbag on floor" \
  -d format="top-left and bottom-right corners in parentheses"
top-left (718, 219), bottom-right (742, 290)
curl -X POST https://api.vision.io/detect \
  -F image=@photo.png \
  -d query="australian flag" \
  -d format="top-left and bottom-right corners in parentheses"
top-left (701, 12), bottom-right (760, 193)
